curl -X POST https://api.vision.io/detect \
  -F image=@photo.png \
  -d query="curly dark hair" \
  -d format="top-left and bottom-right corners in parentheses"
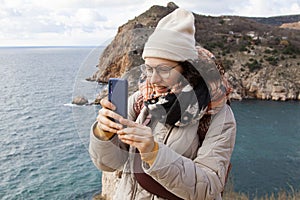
top-left (179, 61), bottom-right (211, 107)
top-left (180, 61), bottom-right (202, 88)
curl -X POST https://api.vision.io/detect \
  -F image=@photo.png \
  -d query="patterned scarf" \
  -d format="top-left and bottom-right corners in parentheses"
top-left (144, 82), bottom-right (210, 126)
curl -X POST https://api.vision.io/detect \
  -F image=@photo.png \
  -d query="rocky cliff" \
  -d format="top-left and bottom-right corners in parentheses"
top-left (89, 2), bottom-right (300, 102)
top-left (280, 21), bottom-right (300, 30)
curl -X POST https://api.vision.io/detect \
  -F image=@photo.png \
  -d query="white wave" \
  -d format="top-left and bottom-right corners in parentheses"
top-left (63, 103), bottom-right (80, 107)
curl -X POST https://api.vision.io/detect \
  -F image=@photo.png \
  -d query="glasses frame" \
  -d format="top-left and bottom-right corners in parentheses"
top-left (140, 63), bottom-right (180, 79)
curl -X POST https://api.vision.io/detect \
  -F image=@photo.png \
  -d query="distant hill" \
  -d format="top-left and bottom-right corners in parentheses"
top-left (192, 13), bottom-right (300, 55)
top-left (247, 15), bottom-right (300, 26)
top-left (192, 11), bottom-right (300, 100)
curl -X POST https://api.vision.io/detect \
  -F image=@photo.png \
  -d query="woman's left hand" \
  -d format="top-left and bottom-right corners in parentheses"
top-left (117, 118), bottom-right (155, 155)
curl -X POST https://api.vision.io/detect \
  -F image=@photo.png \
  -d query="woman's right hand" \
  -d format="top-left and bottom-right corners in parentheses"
top-left (96, 98), bottom-right (124, 134)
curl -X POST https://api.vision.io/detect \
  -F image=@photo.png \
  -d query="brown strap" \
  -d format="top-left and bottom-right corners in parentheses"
top-left (133, 149), bottom-right (183, 200)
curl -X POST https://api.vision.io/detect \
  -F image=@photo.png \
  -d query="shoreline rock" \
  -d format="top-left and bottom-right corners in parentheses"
top-left (72, 96), bottom-right (89, 105)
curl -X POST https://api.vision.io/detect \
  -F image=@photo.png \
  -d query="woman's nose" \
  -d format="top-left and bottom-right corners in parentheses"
top-left (150, 69), bottom-right (162, 84)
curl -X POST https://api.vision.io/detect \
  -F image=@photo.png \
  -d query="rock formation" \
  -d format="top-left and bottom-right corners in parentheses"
top-left (72, 96), bottom-right (88, 105)
top-left (280, 21), bottom-right (300, 30)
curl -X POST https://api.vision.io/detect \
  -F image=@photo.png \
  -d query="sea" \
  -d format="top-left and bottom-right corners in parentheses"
top-left (0, 47), bottom-right (299, 200)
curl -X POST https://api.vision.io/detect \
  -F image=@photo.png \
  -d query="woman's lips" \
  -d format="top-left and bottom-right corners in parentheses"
top-left (154, 86), bottom-right (169, 93)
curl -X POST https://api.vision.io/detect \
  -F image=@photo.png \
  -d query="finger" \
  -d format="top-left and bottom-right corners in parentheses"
top-left (97, 113), bottom-right (123, 130)
top-left (118, 128), bottom-right (152, 141)
top-left (119, 137), bottom-right (135, 146)
top-left (100, 98), bottom-right (116, 110)
top-left (119, 118), bottom-right (146, 129)
top-left (117, 127), bottom-right (140, 137)
top-left (117, 126), bottom-right (153, 139)
top-left (99, 108), bottom-right (123, 123)
top-left (118, 134), bottom-right (143, 145)
top-left (98, 123), bottom-right (119, 134)
top-left (118, 137), bottom-right (148, 152)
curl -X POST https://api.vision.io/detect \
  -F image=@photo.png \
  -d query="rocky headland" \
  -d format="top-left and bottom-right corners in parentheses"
top-left (88, 2), bottom-right (300, 103)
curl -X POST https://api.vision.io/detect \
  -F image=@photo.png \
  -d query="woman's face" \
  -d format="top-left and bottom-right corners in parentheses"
top-left (144, 57), bottom-right (183, 95)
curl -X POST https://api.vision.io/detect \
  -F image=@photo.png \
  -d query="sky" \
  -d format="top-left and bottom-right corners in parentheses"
top-left (0, 0), bottom-right (299, 47)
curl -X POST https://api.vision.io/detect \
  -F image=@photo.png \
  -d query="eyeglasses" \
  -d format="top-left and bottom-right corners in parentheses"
top-left (140, 63), bottom-right (180, 79)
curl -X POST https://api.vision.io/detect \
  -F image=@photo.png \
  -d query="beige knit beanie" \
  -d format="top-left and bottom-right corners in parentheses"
top-left (142, 8), bottom-right (198, 61)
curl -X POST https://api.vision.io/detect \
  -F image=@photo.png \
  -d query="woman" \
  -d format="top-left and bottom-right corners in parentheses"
top-left (89, 8), bottom-right (236, 200)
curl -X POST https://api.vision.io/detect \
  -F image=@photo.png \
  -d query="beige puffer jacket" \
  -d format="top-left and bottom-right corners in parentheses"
top-left (89, 90), bottom-right (236, 200)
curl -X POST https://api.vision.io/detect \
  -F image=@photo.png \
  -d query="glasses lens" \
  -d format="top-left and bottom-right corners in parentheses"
top-left (156, 66), bottom-right (172, 79)
top-left (140, 64), bottom-right (153, 77)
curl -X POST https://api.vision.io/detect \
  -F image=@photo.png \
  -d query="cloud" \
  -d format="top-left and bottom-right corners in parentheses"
top-left (175, 0), bottom-right (239, 16)
top-left (21, 0), bottom-right (143, 9)
top-left (0, 0), bottom-right (299, 46)
top-left (0, 1), bottom-right (109, 45)
top-left (280, 2), bottom-right (300, 15)
top-left (230, 0), bottom-right (300, 17)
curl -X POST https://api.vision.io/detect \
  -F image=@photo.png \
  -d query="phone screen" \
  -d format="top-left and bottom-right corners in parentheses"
top-left (108, 78), bottom-right (128, 119)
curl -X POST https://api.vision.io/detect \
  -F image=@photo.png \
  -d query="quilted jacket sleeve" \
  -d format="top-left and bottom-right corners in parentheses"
top-left (89, 122), bottom-right (129, 172)
top-left (89, 92), bottom-right (140, 172)
top-left (144, 104), bottom-right (236, 200)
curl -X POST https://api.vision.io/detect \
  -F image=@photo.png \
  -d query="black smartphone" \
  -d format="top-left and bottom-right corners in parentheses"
top-left (108, 78), bottom-right (128, 120)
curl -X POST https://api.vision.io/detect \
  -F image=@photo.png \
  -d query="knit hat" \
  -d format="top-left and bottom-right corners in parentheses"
top-left (142, 8), bottom-right (198, 61)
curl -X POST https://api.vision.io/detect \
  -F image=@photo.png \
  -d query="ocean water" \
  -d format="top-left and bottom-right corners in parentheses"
top-left (0, 47), bottom-right (299, 199)
top-left (0, 47), bottom-right (102, 200)
top-left (230, 100), bottom-right (300, 197)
